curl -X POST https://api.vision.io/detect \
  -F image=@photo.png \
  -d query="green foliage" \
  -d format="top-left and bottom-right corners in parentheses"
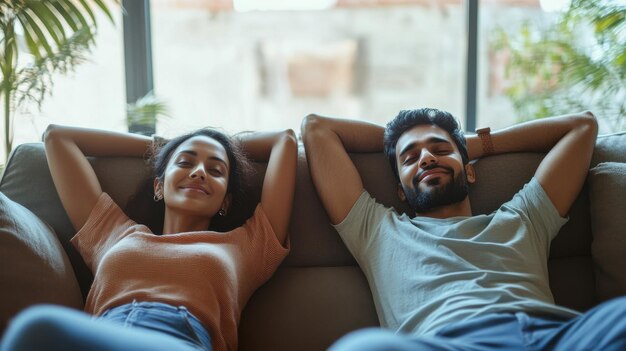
top-left (0, 0), bottom-right (116, 160)
top-left (492, 0), bottom-right (625, 132)
top-left (14, 28), bottom-right (92, 110)
top-left (126, 91), bottom-right (170, 126)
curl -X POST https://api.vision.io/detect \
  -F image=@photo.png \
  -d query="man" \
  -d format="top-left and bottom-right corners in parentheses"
top-left (301, 108), bottom-right (626, 350)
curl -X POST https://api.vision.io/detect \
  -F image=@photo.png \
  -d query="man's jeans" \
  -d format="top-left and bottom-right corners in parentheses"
top-left (0, 301), bottom-right (212, 351)
top-left (330, 296), bottom-right (626, 351)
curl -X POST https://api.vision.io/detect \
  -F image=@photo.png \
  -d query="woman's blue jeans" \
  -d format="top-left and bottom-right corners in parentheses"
top-left (0, 301), bottom-right (212, 351)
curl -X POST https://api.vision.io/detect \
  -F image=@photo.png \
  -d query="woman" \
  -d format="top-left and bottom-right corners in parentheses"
top-left (0, 125), bottom-right (297, 351)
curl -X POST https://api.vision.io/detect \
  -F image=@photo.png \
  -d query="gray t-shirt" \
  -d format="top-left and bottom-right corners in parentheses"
top-left (334, 177), bottom-right (580, 336)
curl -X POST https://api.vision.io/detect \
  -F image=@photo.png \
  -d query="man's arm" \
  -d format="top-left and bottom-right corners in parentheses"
top-left (301, 114), bottom-right (385, 225)
top-left (468, 111), bottom-right (598, 217)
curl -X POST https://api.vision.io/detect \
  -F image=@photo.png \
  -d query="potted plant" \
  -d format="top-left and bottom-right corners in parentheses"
top-left (0, 0), bottom-right (117, 162)
top-left (126, 91), bottom-right (170, 135)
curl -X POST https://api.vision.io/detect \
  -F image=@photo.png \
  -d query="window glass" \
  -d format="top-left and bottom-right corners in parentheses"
top-left (7, 5), bottom-right (125, 160)
top-left (151, 0), bottom-right (466, 137)
top-left (480, 0), bottom-right (625, 133)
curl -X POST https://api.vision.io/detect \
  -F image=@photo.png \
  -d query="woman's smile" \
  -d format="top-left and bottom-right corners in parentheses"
top-left (180, 184), bottom-right (210, 195)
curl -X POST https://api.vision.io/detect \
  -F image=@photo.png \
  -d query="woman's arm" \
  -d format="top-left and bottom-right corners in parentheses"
top-left (43, 124), bottom-right (153, 231)
top-left (237, 130), bottom-right (298, 244)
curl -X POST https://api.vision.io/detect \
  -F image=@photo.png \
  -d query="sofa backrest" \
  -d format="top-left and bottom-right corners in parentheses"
top-left (1, 132), bottom-right (625, 351)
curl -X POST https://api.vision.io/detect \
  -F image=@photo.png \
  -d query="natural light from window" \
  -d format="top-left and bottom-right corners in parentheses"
top-left (539, 0), bottom-right (570, 12)
top-left (234, 0), bottom-right (337, 12)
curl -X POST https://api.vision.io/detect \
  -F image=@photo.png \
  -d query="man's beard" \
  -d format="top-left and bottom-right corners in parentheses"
top-left (402, 167), bottom-right (470, 214)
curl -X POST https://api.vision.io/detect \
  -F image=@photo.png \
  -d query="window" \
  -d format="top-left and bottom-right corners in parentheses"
top-left (477, 0), bottom-right (558, 129)
top-left (8, 8), bottom-right (125, 156)
top-left (150, 0), bottom-right (467, 137)
top-left (479, 0), bottom-right (625, 133)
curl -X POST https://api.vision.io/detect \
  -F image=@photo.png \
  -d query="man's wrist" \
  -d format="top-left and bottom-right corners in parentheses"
top-left (476, 127), bottom-right (495, 156)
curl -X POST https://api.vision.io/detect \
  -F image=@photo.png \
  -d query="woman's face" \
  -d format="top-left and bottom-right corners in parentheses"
top-left (157, 135), bottom-right (231, 218)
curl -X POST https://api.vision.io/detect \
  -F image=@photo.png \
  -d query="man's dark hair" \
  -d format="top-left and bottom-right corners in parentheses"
top-left (383, 108), bottom-right (469, 182)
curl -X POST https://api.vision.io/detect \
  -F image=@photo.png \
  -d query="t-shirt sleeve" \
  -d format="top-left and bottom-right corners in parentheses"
top-left (70, 193), bottom-right (139, 272)
top-left (333, 190), bottom-right (392, 261)
top-left (503, 177), bottom-right (568, 241)
top-left (242, 204), bottom-right (290, 284)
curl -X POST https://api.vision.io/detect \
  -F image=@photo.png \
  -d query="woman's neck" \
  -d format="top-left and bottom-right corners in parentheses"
top-left (162, 210), bottom-right (211, 234)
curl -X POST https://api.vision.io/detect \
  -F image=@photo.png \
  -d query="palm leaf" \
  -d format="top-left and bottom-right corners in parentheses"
top-left (76, 0), bottom-right (98, 26)
top-left (78, 0), bottom-right (115, 25)
top-left (15, 27), bottom-right (92, 109)
top-left (595, 10), bottom-right (625, 33)
top-left (13, 0), bottom-right (117, 66)
top-left (1, 0), bottom-right (118, 160)
top-left (61, 0), bottom-right (93, 38)
top-left (16, 15), bottom-right (42, 59)
top-left (28, 2), bottom-right (67, 45)
top-left (0, 22), bottom-right (17, 73)
top-left (92, 0), bottom-right (115, 23)
top-left (49, 1), bottom-right (81, 32)
top-left (20, 10), bottom-right (55, 57)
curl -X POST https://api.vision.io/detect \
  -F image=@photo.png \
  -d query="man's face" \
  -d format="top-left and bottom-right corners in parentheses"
top-left (394, 124), bottom-right (474, 214)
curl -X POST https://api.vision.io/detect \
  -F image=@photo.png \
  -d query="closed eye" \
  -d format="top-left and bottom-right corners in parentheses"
top-left (403, 156), bottom-right (417, 165)
top-left (208, 168), bottom-right (224, 177)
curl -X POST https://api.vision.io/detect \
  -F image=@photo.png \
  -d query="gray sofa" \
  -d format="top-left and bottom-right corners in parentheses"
top-left (1, 132), bottom-right (625, 350)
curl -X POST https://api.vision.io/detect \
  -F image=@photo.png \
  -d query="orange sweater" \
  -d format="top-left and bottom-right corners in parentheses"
top-left (71, 193), bottom-right (289, 351)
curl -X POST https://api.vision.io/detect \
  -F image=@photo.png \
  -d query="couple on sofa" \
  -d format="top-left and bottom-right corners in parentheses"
top-left (2, 108), bottom-right (624, 351)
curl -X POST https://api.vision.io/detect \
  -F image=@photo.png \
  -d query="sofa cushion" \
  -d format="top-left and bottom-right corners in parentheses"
top-left (0, 192), bottom-right (83, 331)
top-left (239, 266), bottom-right (378, 351)
top-left (592, 132), bottom-right (626, 166)
top-left (589, 162), bottom-right (626, 301)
